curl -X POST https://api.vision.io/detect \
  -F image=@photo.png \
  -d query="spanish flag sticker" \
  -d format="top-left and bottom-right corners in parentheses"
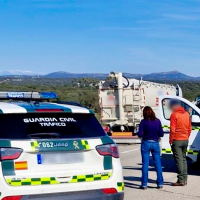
top-left (15, 161), bottom-right (28, 170)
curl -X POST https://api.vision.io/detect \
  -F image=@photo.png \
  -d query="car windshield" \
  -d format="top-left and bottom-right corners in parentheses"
top-left (0, 113), bottom-right (105, 139)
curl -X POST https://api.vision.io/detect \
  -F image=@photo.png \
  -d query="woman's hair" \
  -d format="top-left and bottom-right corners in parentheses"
top-left (143, 106), bottom-right (157, 121)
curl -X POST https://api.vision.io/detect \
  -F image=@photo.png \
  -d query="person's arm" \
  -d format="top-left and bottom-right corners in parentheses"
top-left (158, 120), bottom-right (164, 138)
top-left (170, 113), bottom-right (176, 144)
top-left (138, 120), bottom-right (144, 138)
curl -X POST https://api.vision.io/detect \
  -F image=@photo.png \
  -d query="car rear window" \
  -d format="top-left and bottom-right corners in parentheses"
top-left (0, 113), bottom-right (106, 139)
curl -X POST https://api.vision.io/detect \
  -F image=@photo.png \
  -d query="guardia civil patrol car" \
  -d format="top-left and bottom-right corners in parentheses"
top-left (0, 92), bottom-right (124, 200)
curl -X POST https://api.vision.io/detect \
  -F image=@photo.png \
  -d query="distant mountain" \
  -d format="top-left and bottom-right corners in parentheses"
top-left (45, 70), bottom-right (198, 80)
top-left (1, 70), bottom-right (199, 81)
top-left (45, 71), bottom-right (108, 79)
top-left (0, 70), bottom-right (41, 76)
top-left (142, 71), bottom-right (193, 80)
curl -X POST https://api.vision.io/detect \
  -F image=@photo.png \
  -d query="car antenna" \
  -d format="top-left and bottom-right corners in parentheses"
top-left (31, 91), bottom-right (40, 106)
top-left (31, 90), bottom-right (33, 102)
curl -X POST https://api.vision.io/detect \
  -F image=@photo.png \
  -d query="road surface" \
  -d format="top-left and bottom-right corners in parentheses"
top-left (119, 144), bottom-right (200, 200)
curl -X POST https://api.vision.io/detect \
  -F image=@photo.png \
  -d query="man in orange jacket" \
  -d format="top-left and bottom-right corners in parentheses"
top-left (169, 100), bottom-right (192, 186)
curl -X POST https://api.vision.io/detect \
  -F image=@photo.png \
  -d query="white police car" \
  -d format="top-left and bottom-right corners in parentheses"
top-left (0, 92), bottom-right (124, 200)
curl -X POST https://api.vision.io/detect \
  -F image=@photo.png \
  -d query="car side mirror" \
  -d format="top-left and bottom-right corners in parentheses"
top-left (191, 115), bottom-right (200, 123)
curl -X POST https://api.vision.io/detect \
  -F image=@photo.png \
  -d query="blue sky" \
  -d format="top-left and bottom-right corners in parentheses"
top-left (0, 0), bottom-right (200, 74)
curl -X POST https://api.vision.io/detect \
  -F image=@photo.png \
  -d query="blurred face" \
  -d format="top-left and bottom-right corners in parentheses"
top-left (170, 104), bottom-right (180, 112)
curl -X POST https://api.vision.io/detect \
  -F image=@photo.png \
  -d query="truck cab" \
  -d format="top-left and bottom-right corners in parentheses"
top-left (159, 95), bottom-right (200, 162)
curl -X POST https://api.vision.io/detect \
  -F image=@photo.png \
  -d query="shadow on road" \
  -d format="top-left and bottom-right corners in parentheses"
top-left (123, 159), bottom-right (177, 173)
top-left (123, 158), bottom-right (200, 189)
top-left (123, 158), bottom-right (200, 174)
top-left (124, 176), bottom-right (171, 189)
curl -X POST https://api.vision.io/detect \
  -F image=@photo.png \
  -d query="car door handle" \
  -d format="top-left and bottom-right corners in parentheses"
top-left (56, 176), bottom-right (71, 183)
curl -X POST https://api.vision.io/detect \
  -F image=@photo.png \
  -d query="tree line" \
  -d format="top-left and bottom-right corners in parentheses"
top-left (0, 78), bottom-right (200, 114)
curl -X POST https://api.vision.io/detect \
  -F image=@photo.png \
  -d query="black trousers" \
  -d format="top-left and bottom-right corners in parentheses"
top-left (171, 140), bottom-right (188, 183)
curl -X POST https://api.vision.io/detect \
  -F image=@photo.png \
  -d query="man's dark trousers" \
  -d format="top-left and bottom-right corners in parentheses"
top-left (171, 140), bottom-right (188, 183)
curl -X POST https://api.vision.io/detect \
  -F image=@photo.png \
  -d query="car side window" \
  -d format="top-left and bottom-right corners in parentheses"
top-left (162, 99), bottom-right (172, 120)
top-left (162, 99), bottom-right (200, 125)
top-left (181, 103), bottom-right (200, 126)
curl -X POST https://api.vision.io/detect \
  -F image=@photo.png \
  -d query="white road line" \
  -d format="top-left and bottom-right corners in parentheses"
top-left (121, 148), bottom-right (140, 154)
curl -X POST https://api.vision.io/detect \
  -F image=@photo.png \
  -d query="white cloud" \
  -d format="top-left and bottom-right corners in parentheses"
top-left (0, 70), bottom-right (43, 76)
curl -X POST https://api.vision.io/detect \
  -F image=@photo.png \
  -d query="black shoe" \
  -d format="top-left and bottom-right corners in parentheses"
top-left (157, 186), bottom-right (163, 189)
top-left (171, 182), bottom-right (185, 186)
top-left (139, 186), bottom-right (147, 190)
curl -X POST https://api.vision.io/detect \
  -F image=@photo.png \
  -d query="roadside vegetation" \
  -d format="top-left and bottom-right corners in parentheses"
top-left (0, 77), bottom-right (200, 114)
top-left (157, 80), bottom-right (200, 101)
top-left (177, 82), bottom-right (200, 101)
top-left (0, 78), bottom-right (100, 113)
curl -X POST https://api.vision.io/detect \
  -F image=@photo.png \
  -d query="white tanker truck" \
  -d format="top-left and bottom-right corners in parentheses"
top-left (99, 73), bottom-right (200, 163)
top-left (99, 72), bottom-right (182, 143)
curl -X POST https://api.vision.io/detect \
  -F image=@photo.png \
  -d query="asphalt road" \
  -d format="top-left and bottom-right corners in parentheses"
top-left (119, 144), bottom-right (200, 200)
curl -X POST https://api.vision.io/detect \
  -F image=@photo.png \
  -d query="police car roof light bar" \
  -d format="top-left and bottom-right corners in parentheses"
top-left (0, 92), bottom-right (58, 100)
